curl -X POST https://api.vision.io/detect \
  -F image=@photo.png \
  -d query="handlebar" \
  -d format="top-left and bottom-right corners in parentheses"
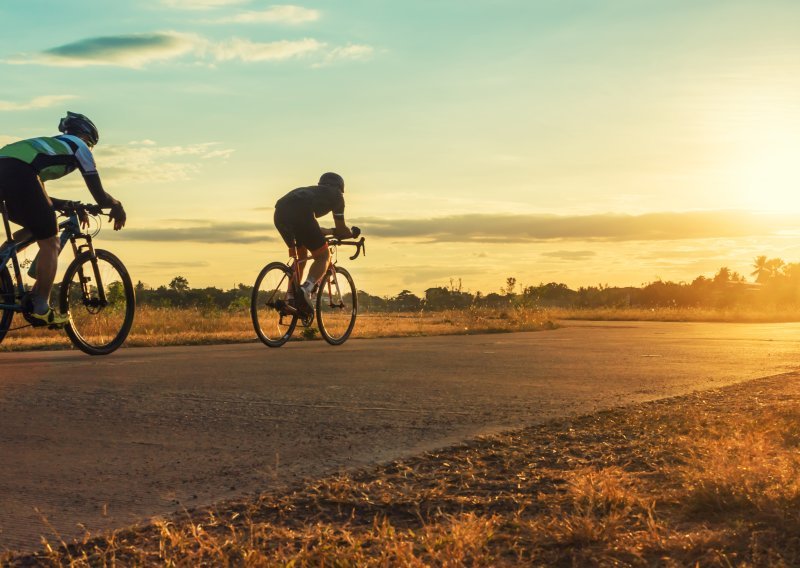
top-left (57, 201), bottom-right (104, 217)
top-left (326, 235), bottom-right (366, 260)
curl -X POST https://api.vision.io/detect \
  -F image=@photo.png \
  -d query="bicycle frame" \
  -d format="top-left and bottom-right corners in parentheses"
top-left (0, 201), bottom-right (105, 314)
top-left (263, 236), bottom-right (365, 319)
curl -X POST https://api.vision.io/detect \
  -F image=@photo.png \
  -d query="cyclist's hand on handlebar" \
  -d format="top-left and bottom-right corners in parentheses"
top-left (76, 205), bottom-right (90, 229)
top-left (109, 202), bottom-right (126, 231)
top-left (351, 226), bottom-right (361, 238)
top-left (333, 226), bottom-right (353, 240)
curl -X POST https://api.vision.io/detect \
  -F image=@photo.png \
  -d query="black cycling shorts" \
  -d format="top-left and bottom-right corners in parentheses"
top-left (0, 159), bottom-right (57, 240)
top-left (273, 200), bottom-right (325, 252)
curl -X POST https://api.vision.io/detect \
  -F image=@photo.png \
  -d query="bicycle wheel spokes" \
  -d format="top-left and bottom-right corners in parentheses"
top-left (316, 266), bottom-right (357, 345)
top-left (251, 262), bottom-right (297, 347)
top-left (0, 267), bottom-right (15, 345)
top-left (60, 250), bottom-right (135, 355)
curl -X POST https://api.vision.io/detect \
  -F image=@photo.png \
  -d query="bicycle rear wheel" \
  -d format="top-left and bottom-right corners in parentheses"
top-left (251, 262), bottom-right (298, 347)
top-left (60, 249), bottom-right (135, 356)
top-left (316, 265), bottom-right (357, 345)
top-left (0, 267), bottom-right (14, 345)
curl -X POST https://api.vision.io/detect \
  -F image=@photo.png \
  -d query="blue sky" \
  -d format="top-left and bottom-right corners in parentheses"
top-left (2, 1), bottom-right (800, 295)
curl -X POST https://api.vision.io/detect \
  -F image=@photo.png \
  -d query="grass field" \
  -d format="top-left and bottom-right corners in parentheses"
top-left (5, 371), bottom-right (799, 566)
top-left (0, 306), bottom-right (556, 351)
top-left (3, 305), bottom-right (800, 352)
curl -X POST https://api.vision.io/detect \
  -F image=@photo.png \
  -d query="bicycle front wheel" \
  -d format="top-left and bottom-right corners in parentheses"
top-left (0, 267), bottom-right (14, 345)
top-left (60, 249), bottom-right (135, 356)
top-left (316, 265), bottom-right (357, 345)
top-left (251, 262), bottom-right (297, 347)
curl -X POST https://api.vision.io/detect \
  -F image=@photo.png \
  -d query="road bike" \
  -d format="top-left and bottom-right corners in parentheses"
top-left (0, 200), bottom-right (135, 356)
top-left (251, 234), bottom-right (365, 347)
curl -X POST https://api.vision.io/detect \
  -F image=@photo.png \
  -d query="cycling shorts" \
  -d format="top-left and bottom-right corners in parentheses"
top-left (0, 158), bottom-right (57, 240)
top-left (273, 200), bottom-right (325, 252)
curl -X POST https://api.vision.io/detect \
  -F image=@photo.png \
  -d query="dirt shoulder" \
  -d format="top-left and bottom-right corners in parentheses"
top-left (6, 370), bottom-right (800, 566)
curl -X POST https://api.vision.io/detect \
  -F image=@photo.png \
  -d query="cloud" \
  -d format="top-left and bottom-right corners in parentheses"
top-left (137, 261), bottom-right (211, 268)
top-left (0, 95), bottom-right (77, 111)
top-left (314, 44), bottom-right (374, 67)
top-left (215, 5), bottom-right (320, 24)
top-left (97, 141), bottom-right (235, 183)
top-left (209, 37), bottom-right (321, 62)
top-left (161, 0), bottom-right (248, 9)
top-left (541, 250), bottom-right (597, 261)
top-left (6, 32), bottom-right (361, 68)
top-left (355, 211), bottom-right (797, 243)
top-left (7, 33), bottom-right (199, 68)
top-left (104, 220), bottom-right (271, 244)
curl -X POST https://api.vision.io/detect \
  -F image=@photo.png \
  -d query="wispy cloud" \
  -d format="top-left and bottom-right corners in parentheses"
top-left (356, 211), bottom-right (798, 243)
top-left (209, 37), bottom-right (321, 62)
top-left (541, 250), bottom-right (598, 261)
top-left (314, 44), bottom-right (374, 67)
top-left (6, 32), bottom-right (364, 68)
top-left (97, 140), bottom-right (235, 183)
top-left (104, 220), bottom-right (271, 244)
top-left (161, 0), bottom-right (248, 10)
top-left (214, 5), bottom-right (320, 24)
top-left (0, 95), bottom-right (77, 111)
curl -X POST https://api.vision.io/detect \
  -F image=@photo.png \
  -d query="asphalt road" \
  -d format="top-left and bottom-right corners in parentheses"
top-left (1, 320), bottom-right (799, 551)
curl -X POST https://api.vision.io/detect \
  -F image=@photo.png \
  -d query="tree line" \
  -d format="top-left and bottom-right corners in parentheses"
top-left (134, 257), bottom-right (800, 312)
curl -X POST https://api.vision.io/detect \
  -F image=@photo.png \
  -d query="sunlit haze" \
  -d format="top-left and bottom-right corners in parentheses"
top-left (2, 1), bottom-right (799, 296)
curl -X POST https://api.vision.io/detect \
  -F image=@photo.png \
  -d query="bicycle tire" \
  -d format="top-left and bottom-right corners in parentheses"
top-left (0, 267), bottom-right (14, 345)
top-left (59, 249), bottom-right (135, 356)
top-left (316, 265), bottom-right (357, 345)
top-left (251, 262), bottom-right (298, 347)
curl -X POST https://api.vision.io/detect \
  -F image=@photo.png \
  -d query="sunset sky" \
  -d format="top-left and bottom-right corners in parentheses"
top-left (1, 1), bottom-right (799, 296)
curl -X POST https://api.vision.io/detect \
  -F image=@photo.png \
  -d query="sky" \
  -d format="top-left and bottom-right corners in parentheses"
top-left (1, 0), bottom-right (800, 296)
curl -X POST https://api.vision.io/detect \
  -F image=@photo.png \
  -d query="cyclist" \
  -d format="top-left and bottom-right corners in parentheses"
top-left (273, 172), bottom-right (355, 309)
top-left (0, 111), bottom-right (126, 327)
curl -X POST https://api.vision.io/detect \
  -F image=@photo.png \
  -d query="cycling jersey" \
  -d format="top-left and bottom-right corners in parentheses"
top-left (274, 184), bottom-right (346, 251)
top-left (0, 134), bottom-right (97, 181)
top-left (276, 185), bottom-right (345, 219)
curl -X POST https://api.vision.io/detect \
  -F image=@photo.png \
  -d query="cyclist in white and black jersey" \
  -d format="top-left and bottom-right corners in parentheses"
top-left (0, 112), bottom-right (126, 327)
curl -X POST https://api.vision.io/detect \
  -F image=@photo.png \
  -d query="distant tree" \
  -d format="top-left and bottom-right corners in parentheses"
top-left (751, 255), bottom-right (770, 283)
top-left (767, 258), bottom-right (785, 276)
top-left (169, 276), bottom-right (189, 292)
top-left (504, 277), bottom-right (517, 296)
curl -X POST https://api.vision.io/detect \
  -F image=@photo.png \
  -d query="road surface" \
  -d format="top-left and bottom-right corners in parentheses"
top-left (1, 320), bottom-right (799, 550)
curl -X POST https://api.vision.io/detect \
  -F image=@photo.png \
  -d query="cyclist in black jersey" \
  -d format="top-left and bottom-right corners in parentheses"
top-left (0, 112), bottom-right (126, 327)
top-left (274, 172), bottom-right (355, 307)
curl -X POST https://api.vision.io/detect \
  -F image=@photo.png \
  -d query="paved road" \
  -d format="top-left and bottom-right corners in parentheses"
top-left (1, 321), bottom-right (799, 551)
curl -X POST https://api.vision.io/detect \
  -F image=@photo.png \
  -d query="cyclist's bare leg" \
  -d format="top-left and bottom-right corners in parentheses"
top-left (30, 235), bottom-right (59, 314)
top-left (304, 244), bottom-right (331, 289)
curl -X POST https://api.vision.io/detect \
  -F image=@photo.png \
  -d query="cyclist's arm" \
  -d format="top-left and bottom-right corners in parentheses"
top-left (84, 174), bottom-right (126, 230)
top-left (331, 215), bottom-right (353, 239)
top-left (50, 196), bottom-right (69, 210)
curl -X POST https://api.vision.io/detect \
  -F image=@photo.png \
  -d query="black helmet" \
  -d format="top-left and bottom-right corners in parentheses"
top-left (319, 172), bottom-right (344, 192)
top-left (58, 111), bottom-right (99, 146)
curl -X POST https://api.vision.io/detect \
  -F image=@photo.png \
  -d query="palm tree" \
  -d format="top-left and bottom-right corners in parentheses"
top-left (751, 255), bottom-right (770, 283)
top-left (767, 258), bottom-right (785, 277)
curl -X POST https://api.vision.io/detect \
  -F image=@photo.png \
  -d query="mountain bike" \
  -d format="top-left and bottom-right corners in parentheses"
top-left (0, 200), bottom-right (135, 355)
top-left (251, 233), bottom-right (365, 347)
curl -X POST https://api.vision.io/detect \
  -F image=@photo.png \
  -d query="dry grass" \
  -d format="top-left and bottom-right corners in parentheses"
top-left (5, 372), bottom-right (800, 566)
top-left (5, 304), bottom-right (800, 352)
top-left (547, 305), bottom-right (800, 323)
top-left (0, 306), bottom-right (556, 351)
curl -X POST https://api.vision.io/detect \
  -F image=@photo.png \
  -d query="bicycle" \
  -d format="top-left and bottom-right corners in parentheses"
top-left (251, 232), bottom-right (365, 347)
top-left (0, 200), bottom-right (135, 356)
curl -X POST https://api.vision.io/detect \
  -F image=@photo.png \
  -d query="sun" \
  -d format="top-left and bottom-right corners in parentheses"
top-left (728, 107), bottom-right (800, 213)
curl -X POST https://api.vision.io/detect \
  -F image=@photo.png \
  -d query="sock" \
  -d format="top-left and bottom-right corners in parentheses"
top-left (32, 295), bottom-right (50, 315)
